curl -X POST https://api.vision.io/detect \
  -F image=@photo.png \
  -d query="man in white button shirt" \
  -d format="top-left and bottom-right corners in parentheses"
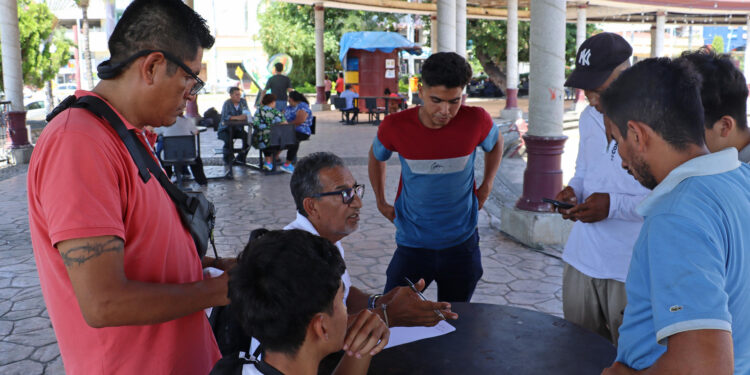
top-left (286, 152), bottom-right (458, 329)
top-left (553, 33), bottom-right (650, 344)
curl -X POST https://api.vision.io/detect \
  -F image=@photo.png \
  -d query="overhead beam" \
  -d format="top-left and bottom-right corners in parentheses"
top-left (277, 0), bottom-right (531, 20)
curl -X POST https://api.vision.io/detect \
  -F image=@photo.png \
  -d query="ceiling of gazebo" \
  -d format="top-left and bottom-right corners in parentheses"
top-left (280, 1), bottom-right (750, 25)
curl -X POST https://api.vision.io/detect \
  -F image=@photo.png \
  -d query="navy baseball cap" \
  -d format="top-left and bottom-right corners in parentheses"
top-left (565, 32), bottom-right (633, 90)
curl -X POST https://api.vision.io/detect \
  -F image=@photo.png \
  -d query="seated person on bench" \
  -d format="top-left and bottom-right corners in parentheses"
top-left (218, 86), bottom-right (251, 176)
top-left (279, 91), bottom-right (313, 174)
top-left (340, 84), bottom-right (359, 125)
top-left (154, 114), bottom-right (208, 186)
top-left (251, 94), bottom-right (287, 171)
top-left (223, 229), bottom-right (388, 375)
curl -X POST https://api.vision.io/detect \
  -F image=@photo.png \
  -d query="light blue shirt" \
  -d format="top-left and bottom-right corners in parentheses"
top-left (616, 148), bottom-right (750, 374)
top-left (339, 90), bottom-right (358, 110)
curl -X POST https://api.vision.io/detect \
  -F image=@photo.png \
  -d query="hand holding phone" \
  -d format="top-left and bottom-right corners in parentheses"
top-left (543, 198), bottom-right (575, 210)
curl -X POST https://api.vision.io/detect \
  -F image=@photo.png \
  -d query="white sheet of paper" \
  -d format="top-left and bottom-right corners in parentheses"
top-left (384, 320), bottom-right (456, 349)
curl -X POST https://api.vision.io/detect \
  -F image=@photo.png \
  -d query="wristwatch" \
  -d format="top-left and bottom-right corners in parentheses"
top-left (367, 294), bottom-right (383, 310)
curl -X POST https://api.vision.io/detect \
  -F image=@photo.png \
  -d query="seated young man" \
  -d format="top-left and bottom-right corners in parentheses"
top-left (224, 229), bottom-right (389, 375)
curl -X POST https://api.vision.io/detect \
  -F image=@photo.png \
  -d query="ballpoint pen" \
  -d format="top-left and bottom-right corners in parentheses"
top-left (404, 277), bottom-right (446, 321)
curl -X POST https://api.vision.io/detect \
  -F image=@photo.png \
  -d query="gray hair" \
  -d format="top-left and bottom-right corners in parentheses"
top-left (290, 152), bottom-right (345, 217)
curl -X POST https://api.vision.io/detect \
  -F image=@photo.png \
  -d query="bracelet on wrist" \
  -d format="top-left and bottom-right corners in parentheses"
top-left (381, 303), bottom-right (389, 327)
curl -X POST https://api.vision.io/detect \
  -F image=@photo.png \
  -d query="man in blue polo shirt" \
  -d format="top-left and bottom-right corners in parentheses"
top-left (599, 58), bottom-right (750, 374)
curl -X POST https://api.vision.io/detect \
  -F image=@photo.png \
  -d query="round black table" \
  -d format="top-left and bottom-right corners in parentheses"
top-left (368, 303), bottom-right (616, 375)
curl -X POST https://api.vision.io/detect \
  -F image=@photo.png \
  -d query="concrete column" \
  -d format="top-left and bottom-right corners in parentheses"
top-left (0, 0), bottom-right (24, 112)
top-left (500, 0), bottom-right (570, 248)
top-left (0, 0), bottom-right (33, 159)
top-left (456, 0), bottom-right (467, 57)
top-left (654, 11), bottom-right (666, 57)
top-left (430, 14), bottom-right (438, 53)
top-left (501, 0), bottom-right (522, 120)
top-left (745, 16), bottom-right (750, 115)
top-left (437, 0), bottom-right (456, 52)
top-left (312, 3), bottom-right (329, 111)
top-left (104, 0), bottom-right (116, 39)
top-left (517, 0), bottom-right (567, 208)
top-left (574, 3), bottom-right (587, 112)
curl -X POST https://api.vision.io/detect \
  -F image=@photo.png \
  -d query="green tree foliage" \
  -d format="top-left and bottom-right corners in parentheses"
top-left (0, 0), bottom-right (72, 91)
top-left (711, 35), bottom-right (725, 54)
top-left (468, 17), bottom-right (597, 88)
top-left (257, 1), bottom-right (401, 87)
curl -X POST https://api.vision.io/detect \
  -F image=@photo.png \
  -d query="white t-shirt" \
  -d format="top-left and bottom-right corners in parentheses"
top-left (242, 363), bottom-right (264, 375)
top-left (562, 106), bottom-right (651, 282)
top-left (284, 212), bottom-right (352, 302)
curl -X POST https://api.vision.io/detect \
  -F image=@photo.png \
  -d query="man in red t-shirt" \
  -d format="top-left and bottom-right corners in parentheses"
top-left (27, 1), bottom-right (229, 373)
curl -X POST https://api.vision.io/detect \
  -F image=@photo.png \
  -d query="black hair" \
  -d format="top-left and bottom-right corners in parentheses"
top-left (230, 230), bottom-right (345, 355)
top-left (290, 152), bottom-right (345, 217)
top-left (421, 52), bottom-right (472, 89)
top-left (677, 49), bottom-right (748, 130)
top-left (600, 57), bottom-right (705, 150)
top-left (288, 91), bottom-right (309, 105)
top-left (107, 0), bottom-right (214, 75)
top-left (275, 62), bottom-right (284, 73)
top-left (261, 93), bottom-right (277, 106)
top-left (339, 72), bottom-right (343, 78)
top-left (228, 86), bottom-right (241, 95)
top-left (345, 84), bottom-right (352, 90)
top-left (384, 88), bottom-right (391, 95)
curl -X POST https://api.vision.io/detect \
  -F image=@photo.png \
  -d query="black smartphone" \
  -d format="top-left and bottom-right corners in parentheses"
top-left (542, 198), bottom-right (574, 210)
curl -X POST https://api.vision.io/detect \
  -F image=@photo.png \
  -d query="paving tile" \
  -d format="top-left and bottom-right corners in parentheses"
top-left (0, 342), bottom-right (34, 365)
top-left (0, 360), bottom-right (44, 375)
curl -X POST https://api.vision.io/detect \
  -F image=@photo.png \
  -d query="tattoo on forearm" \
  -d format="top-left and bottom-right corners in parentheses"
top-left (60, 238), bottom-right (123, 267)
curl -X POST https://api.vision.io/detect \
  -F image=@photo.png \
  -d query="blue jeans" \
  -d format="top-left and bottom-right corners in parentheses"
top-left (384, 229), bottom-right (483, 302)
top-left (275, 101), bottom-right (287, 112)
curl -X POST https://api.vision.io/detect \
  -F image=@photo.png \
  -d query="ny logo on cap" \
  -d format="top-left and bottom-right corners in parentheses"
top-left (578, 49), bottom-right (591, 66)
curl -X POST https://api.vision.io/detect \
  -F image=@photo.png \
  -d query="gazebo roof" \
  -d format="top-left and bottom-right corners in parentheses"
top-left (281, 0), bottom-right (750, 25)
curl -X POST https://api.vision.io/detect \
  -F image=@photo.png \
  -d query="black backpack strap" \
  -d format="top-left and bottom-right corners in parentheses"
top-left (60, 95), bottom-right (197, 215)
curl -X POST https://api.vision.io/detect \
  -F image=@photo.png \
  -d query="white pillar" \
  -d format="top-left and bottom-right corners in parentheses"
top-left (501, 0), bottom-right (522, 120)
top-left (430, 14), bottom-right (438, 53)
top-left (576, 5), bottom-right (586, 50)
top-left (312, 3), bottom-right (328, 110)
top-left (104, 0), bottom-right (116, 39)
top-left (0, 0), bottom-right (24, 111)
top-left (654, 11), bottom-right (666, 57)
top-left (745, 16), bottom-right (750, 115)
top-left (501, 0), bottom-right (569, 245)
top-left (437, 0), bottom-right (456, 52)
top-left (574, 3), bottom-right (587, 112)
top-left (455, 0), bottom-right (467, 57)
top-left (528, 0), bottom-right (566, 137)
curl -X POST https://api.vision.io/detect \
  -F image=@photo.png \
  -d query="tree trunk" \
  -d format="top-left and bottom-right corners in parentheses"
top-left (80, 5), bottom-right (94, 90)
top-left (46, 81), bottom-right (55, 109)
top-left (475, 49), bottom-right (507, 92)
top-left (0, 0), bottom-right (25, 111)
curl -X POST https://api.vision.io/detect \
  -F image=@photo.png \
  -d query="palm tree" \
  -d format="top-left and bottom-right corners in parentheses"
top-left (75, 0), bottom-right (93, 90)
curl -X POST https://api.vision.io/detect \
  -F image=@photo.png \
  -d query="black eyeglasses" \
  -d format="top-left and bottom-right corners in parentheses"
top-left (97, 49), bottom-right (204, 95)
top-left (312, 184), bottom-right (365, 205)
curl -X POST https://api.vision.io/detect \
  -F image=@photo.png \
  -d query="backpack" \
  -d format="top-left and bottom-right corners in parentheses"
top-left (202, 107), bottom-right (221, 131)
